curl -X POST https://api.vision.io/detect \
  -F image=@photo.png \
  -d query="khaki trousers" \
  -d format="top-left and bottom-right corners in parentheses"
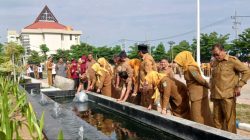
top-left (212, 97), bottom-right (236, 133)
top-left (47, 70), bottom-right (52, 86)
top-left (191, 96), bottom-right (214, 127)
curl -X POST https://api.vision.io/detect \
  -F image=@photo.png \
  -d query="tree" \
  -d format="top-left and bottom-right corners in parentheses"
top-left (0, 43), bottom-right (3, 54)
top-left (52, 49), bottom-right (72, 62)
top-left (93, 46), bottom-right (113, 61)
top-left (27, 50), bottom-right (42, 64)
top-left (40, 44), bottom-right (49, 61)
top-left (1, 42), bottom-right (25, 80)
top-left (191, 32), bottom-right (230, 62)
top-left (231, 28), bottom-right (250, 62)
top-left (167, 40), bottom-right (192, 60)
top-left (70, 43), bottom-right (95, 59)
top-left (152, 42), bottom-right (168, 62)
top-left (128, 44), bottom-right (139, 59)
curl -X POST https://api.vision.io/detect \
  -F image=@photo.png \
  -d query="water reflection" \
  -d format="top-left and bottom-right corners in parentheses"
top-left (52, 97), bottom-right (179, 140)
top-left (72, 103), bottom-right (138, 139)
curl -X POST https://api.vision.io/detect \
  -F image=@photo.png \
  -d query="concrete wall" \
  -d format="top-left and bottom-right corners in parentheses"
top-left (86, 92), bottom-right (249, 140)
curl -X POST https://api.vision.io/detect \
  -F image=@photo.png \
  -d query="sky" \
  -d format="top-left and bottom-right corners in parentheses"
top-left (0, 0), bottom-right (250, 49)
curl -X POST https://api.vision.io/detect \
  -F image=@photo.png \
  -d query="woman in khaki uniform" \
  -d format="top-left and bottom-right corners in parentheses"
top-left (144, 71), bottom-right (190, 119)
top-left (92, 63), bottom-right (112, 97)
top-left (174, 51), bottom-right (213, 126)
top-left (97, 57), bottom-right (113, 75)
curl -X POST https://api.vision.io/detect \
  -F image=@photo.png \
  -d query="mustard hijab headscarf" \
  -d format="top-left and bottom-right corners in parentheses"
top-left (129, 58), bottom-right (141, 81)
top-left (92, 63), bottom-right (108, 83)
top-left (174, 51), bottom-right (199, 72)
top-left (145, 71), bottom-right (166, 103)
top-left (97, 57), bottom-right (113, 74)
top-left (92, 63), bottom-right (108, 76)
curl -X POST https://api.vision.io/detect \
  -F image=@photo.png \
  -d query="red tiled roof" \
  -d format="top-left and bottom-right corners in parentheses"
top-left (24, 21), bottom-right (67, 30)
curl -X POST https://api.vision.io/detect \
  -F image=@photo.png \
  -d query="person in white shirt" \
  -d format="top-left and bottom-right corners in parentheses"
top-left (38, 64), bottom-right (43, 79)
top-left (52, 61), bottom-right (56, 85)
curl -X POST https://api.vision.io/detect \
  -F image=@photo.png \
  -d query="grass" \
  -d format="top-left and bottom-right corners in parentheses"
top-left (236, 103), bottom-right (250, 124)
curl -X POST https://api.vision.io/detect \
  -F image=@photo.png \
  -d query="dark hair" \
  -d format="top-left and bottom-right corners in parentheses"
top-left (140, 49), bottom-right (148, 54)
top-left (137, 44), bottom-right (149, 54)
top-left (211, 43), bottom-right (224, 51)
top-left (119, 71), bottom-right (128, 79)
top-left (119, 51), bottom-right (127, 58)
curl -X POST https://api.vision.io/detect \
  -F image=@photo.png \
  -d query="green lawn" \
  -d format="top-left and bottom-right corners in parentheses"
top-left (236, 103), bottom-right (250, 124)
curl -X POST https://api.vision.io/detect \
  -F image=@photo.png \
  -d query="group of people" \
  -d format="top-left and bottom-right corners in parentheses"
top-left (46, 43), bottom-right (250, 134)
top-left (45, 57), bottom-right (67, 86)
top-left (26, 64), bottom-right (43, 79)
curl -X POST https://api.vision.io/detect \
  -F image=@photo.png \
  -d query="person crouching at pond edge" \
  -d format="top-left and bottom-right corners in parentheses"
top-left (144, 71), bottom-right (190, 119)
top-left (117, 71), bottom-right (132, 103)
top-left (92, 63), bottom-right (112, 97)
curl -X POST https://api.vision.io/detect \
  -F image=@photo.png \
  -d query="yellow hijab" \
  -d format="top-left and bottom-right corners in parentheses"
top-left (92, 63), bottom-right (108, 83)
top-left (129, 58), bottom-right (141, 81)
top-left (97, 57), bottom-right (113, 74)
top-left (174, 51), bottom-right (199, 72)
top-left (145, 71), bottom-right (166, 103)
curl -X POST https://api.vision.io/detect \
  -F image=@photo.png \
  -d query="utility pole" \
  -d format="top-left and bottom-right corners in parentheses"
top-left (231, 10), bottom-right (241, 39)
top-left (231, 10), bottom-right (250, 40)
top-left (121, 39), bottom-right (126, 51)
top-left (168, 41), bottom-right (175, 62)
top-left (196, 0), bottom-right (201, 66)
top-left (144, 34), bottom-right (151, 54)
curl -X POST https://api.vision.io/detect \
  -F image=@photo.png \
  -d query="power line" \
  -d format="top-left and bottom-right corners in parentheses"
top-left (231, 10), bottom-right (250, 39)
top-left (124, 17), bottom-right (231, 43)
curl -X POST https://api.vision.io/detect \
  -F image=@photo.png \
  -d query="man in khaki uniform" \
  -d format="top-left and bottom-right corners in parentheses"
top-left (86, 53), bottom-right (97, 91)
top-left (138, 44), bottom-right (157, 107)
top-left (159, 59), bottom-right (174, 78)
top-left (111, 55), bottom-right (121, 99)
top-left (116, 71), bottom-right (133, 103)
top-left (211, 44), bottom-right (250, 133)
top-left (47, 57), bottom-right (53, 86)
top-left (117, 51), bottom-right (134, 100)
top-left (118, 51), bottom-right (133, 82)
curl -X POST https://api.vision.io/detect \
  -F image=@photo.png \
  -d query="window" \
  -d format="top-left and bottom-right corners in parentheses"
top-left (70, 34), bottom-right (72, 40)
top-left (61, 34), bottom-right (64, 41)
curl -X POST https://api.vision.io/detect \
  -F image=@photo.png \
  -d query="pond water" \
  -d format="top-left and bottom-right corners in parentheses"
top-left (52, 97), bottom-right (181, 140)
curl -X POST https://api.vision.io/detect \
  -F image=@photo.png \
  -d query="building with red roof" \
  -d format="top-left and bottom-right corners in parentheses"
top-left (15, 5), bottom-right (82, 54)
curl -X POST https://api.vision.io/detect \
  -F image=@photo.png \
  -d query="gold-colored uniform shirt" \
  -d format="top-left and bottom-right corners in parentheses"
top-left (210, 55), bottom-right (250, 99)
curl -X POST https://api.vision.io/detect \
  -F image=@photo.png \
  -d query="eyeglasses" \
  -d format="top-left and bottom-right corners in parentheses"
top-left (212, 53), bottom-right (220, 57)
top-left (212, 52), bottom-right (220, 57)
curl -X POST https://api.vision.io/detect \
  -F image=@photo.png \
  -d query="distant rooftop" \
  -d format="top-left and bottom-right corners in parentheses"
top-left (24, 5), bottom-right (72, 30)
